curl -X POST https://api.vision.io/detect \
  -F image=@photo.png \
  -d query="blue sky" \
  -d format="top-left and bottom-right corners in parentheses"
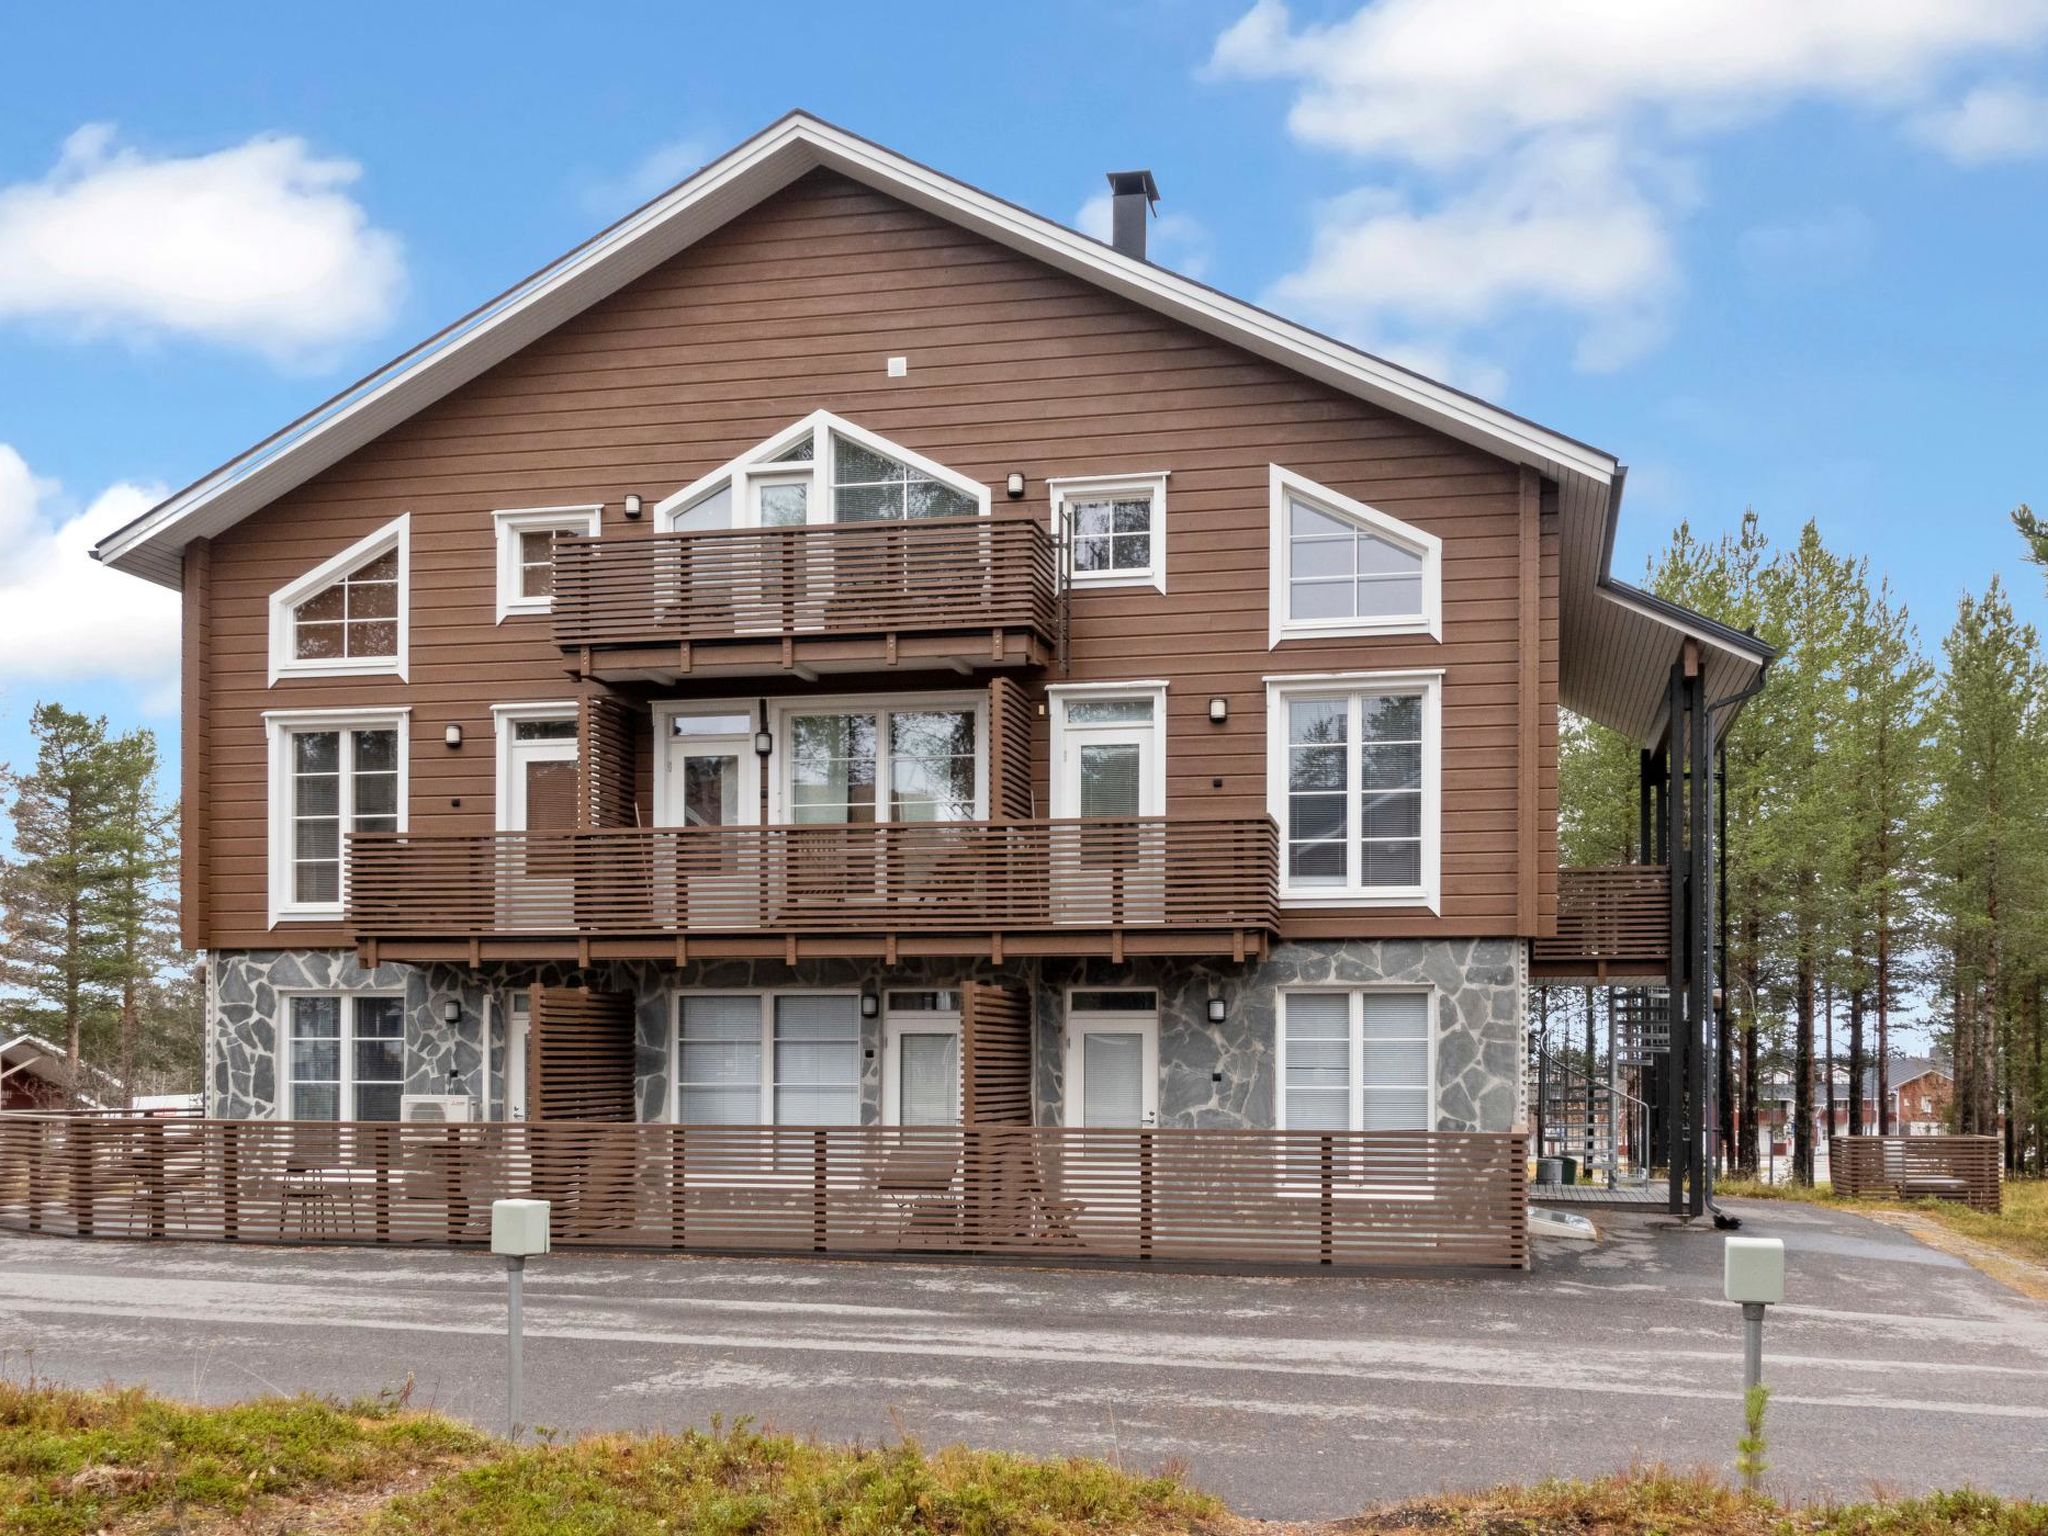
top-left (3, 0), bottom-right (2047, 788)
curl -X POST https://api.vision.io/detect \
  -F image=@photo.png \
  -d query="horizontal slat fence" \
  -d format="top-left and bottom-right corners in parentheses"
top-left (1830, 1135), bottom-right (2001, 1212)
top-left (552, 517), bottom-right (1059, 650)
top-left (349, 817), bottom-right (1279, 942)
top-left (1534, 866), bottom-right (1671, 972)
top-left (0, 1116), bottom-right (1526, 1271)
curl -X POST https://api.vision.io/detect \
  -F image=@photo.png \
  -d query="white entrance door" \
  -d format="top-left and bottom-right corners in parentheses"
top-left (499, 715), bottom-right (578, 930)
top-left (1053, 694), bottom-right (1163, 924)
top-left (883, 991), bottom-right (962, 1126)
top-left (1064, 993), bottom-right (1159, 1127)
top-left (657, 711), bottom-right (758, 929)
top-left (503, 990), bottom-right (530, 1121)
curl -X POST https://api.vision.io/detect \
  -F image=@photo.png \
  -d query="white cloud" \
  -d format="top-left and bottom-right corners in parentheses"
top-left (1910, 83), bottom-right (2048, 162)
top-left (0, 125), bottom-right (404, 366)
top-left (1208, 0), bottom-right (2048, 384)
top-left (581, 137), bottom-right (715, 216)
top-left (1210, 0), bottom-right (2048, 164)
top-left (1269, 133), bottom-right (1678, 373)
top-left (0, 445), bottom-right (178, 706)
top-left (1074, 192), bottom-right (1213, 279)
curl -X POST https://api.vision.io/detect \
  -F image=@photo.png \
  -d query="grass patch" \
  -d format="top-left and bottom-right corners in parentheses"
top-left (367, 1421), bottom-right (1224, 1536)
top-left (0, 1377), bottom-right (487, 1535)
top-left (2, 1385), bottom-right (2046, 1536)
top-left (1347, 1466), bottom-right (2048, 1536)
top-left (1717, 1177), bottom-right (2048, 1269)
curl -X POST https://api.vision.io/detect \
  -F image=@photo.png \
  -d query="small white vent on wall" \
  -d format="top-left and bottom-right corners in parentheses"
top-left (886, 355), bottom-right (907, 377)
top-left (399, 1094), bottom-right (474, 1123)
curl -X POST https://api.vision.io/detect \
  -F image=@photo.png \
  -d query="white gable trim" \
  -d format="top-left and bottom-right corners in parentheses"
top-left (266, 514), bottom-right (410, 685)
top-left (92, 112), bottom-right (1614, 589)
top-left (655, 408), bottom-right (991, 529)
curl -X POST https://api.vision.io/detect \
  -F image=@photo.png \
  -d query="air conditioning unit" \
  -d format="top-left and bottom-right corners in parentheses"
top-left (399, 1094), bottom-right (474, 1123)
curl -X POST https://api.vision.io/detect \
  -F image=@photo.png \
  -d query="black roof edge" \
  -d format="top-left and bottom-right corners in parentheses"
top-left (1596, 468), bottom-right (1779, 666)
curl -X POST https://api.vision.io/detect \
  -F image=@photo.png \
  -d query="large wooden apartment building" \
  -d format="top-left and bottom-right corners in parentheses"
top-left (92, 115), bottom-right (1767, 1261)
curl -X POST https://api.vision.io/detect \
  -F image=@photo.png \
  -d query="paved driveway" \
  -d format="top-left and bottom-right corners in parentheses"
top-left (0, 1199), bottom-right (2043, 1519)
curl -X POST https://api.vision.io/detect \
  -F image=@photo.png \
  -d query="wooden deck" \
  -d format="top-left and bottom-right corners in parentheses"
top-left (1528, 1182), bottom-right (1668, 1207)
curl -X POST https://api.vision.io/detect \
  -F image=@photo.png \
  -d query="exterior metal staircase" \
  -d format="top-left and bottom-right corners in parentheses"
top-left (1529, 986), bottom-right (1667, 1187)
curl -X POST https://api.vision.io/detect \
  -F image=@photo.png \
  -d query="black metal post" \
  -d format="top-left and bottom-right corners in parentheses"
top-left (1690, 661), bottom-right (1713, 1218)
top-left (1665, 662), bottom-right (1687, 1216)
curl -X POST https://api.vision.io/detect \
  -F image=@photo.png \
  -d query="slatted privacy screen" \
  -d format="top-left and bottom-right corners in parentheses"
top-left (1830, 1135), bottom-right (2001, 1212)
top-left (551, 517), bottom-right (1060, 651)
top-left (577, 693), bottom-right (638, 830)
top-left (987, 676), bottom-right (1038, 821)
top-left (0, 1116), bottom-right (1527, 1270)
top-left (531, 989), bottom-right (637, 1122)
top-left (961, 984), bottom-right (1033, 1124)
top-left (349, 818), bottom-right (1279, 941)
top-left (1534, 866), bottom-right (1671, 971)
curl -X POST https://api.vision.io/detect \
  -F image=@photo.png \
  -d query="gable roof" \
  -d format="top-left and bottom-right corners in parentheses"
top-left (92, 111), bottom-right (1766, 744)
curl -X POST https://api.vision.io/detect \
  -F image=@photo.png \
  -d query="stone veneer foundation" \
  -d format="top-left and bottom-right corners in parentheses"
top-left (205, 940), bottom-right (1524, 1131)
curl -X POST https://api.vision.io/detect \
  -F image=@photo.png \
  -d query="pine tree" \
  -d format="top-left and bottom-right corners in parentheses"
top-left (93, 731), bottom-right (184, 1104)
top-left (1928, 578), bottom-right (2048, 1141)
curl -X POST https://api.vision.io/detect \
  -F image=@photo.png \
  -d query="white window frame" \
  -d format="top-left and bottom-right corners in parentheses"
top-left (1048, 471), bottom-right (1169, 593)
top-left (1046, 680), bottom-right (1168, 818)
top-left (655, 409), bottom-right (991, 530)
top-left (280, 989), bottom-right (408, 1121)
top-left (267, 514), bottom-right (410, 684)
top-left (1267, 466), bottom-right (1441, 646)
top-left (491, 701), bottom-right (580, 832)
top-left (491, 505), bottom-right (601, 621)
top-left (1264, 670), bottom-right (1442, 912)
top-left (671, 988), bottom-right (865, 1127)
top-left (264, 706), bottom-right (411, 926)
top-left (1274, 987), bottom-right (1438, 1134)
top-left (766, 691), bottom-right (989, 824)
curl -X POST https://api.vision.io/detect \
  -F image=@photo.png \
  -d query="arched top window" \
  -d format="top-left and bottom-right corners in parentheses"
top-left (1267, 468), bottom-right (1440, 645)
top-left (656, 411), bottom-right (989, 532)
top-left (267, 515), bottom-right (409, 683)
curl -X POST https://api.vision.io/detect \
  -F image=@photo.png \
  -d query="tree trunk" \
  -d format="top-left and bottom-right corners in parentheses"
top-left (1823, 979), bottom-right (1837, 1144)
top-left (1847, 987), bottom-right (1866, 1137)
top-left (1793, 952), bottom-right (1816, 1185)
top-left (1876, 900), bottom-right (1892, 1136)
top-left (119, 985), bottom-right (138, 1111)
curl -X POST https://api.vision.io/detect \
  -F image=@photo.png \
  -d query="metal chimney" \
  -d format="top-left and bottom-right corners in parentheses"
top-left (1106, 169), bottom-right (1159, 261)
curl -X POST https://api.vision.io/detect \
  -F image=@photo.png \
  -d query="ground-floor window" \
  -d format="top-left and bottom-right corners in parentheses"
top-left (677, 993), bottom-right (862, 1125)
top-left (1276, 989), bottom-right (1433, 1132)
top-left (287, 994), bottom-right (405, 1121)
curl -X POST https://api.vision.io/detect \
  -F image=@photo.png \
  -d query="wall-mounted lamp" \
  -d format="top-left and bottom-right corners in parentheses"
top-left (623, 493), bottom-right (644, 520)
top-left (1207, 697), bottom-right (1228, 724)
top-left (1206, 997), bottom-right (1227, 1024)
top-left (444, 723), bottom-right (464, 749)
top-left (1005, 472), bottom-right (1026, 499)
top-left (442, 999), bottom-right (462, 1025)
top-left (753, 729), bottom-right (774, 757)
top-left (860, 993), bottom-right (880, 1020)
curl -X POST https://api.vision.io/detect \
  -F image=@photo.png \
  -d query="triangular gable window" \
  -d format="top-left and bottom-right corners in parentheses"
top-left (268, 515), bottom-right (410, 682)
top-left (1268, 468), bottom-right (1441, 645)
top-left (656, 411), bottom-right (988, 533)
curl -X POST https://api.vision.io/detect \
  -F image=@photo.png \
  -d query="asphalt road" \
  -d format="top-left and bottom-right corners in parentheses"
top-left (0, 1199), bottom-right (2043, 1518)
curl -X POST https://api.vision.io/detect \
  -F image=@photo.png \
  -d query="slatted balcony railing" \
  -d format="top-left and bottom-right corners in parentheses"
top-left (347, 818), bottom-right (1280, 955)
top-left (1532, 865), bottom-right (1672, 976)
top-left (551, 516), bottom-right (1060, 657)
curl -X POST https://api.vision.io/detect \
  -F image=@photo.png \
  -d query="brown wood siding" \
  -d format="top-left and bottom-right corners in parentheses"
top-left (193, 170), bottom-right (1559, 950)
top-left (179, 538), bottom-right (212, 949)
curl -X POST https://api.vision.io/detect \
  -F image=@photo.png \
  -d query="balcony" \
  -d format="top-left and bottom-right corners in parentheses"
top-left (347, 817), bottom-right (1280, 964)
top-left (552, 516), bottom-right (1060, 682)
top-left (1531, 865), bottom-right (1672, 980)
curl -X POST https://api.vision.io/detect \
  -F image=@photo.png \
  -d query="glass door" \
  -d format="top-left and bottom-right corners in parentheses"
top-left (1053, 695), bottom-right (1162, 924)
top-left (883, 991), bottom-right (962, 1126)
top-left (1064, 991), bottom-right (1159, 1128)
top-left (658, 712), bottom-right (757, 928)
top-left (500, 716), bottom-right (577, 930)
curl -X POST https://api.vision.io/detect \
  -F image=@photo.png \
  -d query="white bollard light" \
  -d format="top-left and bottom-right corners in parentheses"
top-left (491, 1199), bottom-right (551, 1441)
top-left (1723, 1235), bottom-right (1785, 1396)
